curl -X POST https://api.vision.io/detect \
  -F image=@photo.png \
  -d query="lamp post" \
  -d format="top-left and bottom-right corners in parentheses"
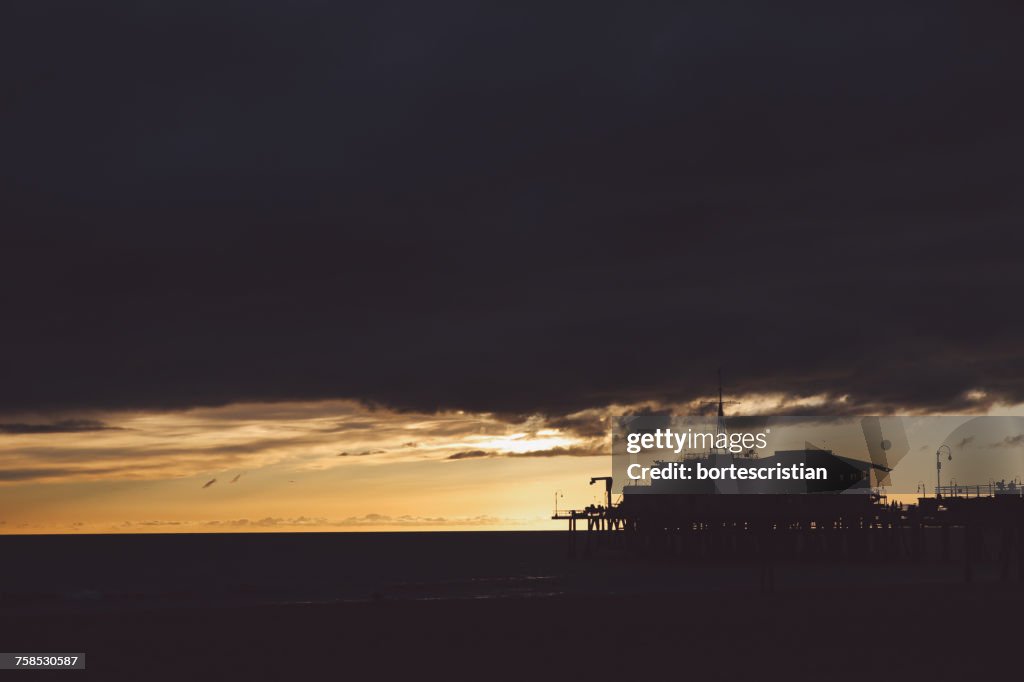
top-left (936, 444), bottom-right (952, 497)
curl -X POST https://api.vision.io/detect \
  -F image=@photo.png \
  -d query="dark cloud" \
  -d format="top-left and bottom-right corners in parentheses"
top-left (508, 447), bottom-right (604, 459)
top-left (337, 450), bottom-right (386, 457)
top-left (0, 420), bottom-right (118, 434)
top-left (0, 466), bottom-right (141, 482)
top-left (3, 3), bottom-right (1024, 418)
top-left (201, 478), bottom-right (217, 489)
top-left (544, 414), bottom-right (608, 439)
top-left (447, 446), bottom-right (602, 460)
top-left (446, 450), bottom-right (490, 461)
top-left (325, 421), bottom-right (380, 432)
top-left (991, 435), bottom-right (1024, 448)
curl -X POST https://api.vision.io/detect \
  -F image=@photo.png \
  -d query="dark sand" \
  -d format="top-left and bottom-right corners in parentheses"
top-left (1, 532), bottom-right (1021, 680)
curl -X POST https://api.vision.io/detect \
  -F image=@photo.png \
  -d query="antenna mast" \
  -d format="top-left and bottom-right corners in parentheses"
top-left (713, 368), bottom-right (727, 454)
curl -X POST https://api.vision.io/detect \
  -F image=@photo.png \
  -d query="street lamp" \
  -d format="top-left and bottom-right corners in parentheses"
top-left (936, 444), bottom-right (952, 497)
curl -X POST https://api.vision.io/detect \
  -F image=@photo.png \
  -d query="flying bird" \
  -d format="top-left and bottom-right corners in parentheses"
top-left (229, 473), bottom-right (243, 483)
top-left (202, 478), bottom-right (217, 489)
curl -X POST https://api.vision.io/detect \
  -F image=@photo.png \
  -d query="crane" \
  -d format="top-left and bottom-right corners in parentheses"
top-left (589, 476), bottom-right (613, 509)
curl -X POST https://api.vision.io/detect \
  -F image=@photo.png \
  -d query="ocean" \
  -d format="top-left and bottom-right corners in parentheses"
top-left (0, 528), bottom-right (987, 612)
top-left (1, 531), bottom-right (1022, 679)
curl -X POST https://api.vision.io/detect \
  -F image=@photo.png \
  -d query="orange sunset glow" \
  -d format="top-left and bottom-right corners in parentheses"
top-left (3, 394), bottom-right (1018, 534)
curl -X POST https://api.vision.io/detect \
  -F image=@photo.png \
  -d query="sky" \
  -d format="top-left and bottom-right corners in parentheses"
top-left (2, 2), bottom-right (1024, 532)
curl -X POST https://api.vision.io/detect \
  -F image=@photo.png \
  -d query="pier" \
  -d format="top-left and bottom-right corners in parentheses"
top-left (554, 489), bottom-right (1024, 583)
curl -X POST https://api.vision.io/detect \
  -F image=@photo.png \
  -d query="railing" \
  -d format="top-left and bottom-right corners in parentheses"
top-left (937, 483), bottom-right (1024, 498)
top-left (551, 507), bottom-right (609, 519)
